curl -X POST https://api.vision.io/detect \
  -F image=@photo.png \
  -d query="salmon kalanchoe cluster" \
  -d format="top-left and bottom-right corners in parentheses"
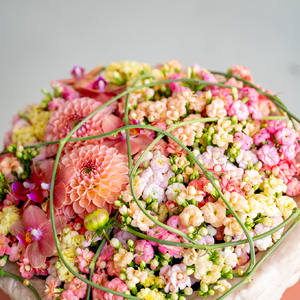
top-left (0, 60), bottom-right (300, 300)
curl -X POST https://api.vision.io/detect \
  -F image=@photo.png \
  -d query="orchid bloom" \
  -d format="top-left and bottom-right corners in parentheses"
top-left (27, 161), bottom-right (75, 210)
top-left (11, 205), bottom-right (66, 268)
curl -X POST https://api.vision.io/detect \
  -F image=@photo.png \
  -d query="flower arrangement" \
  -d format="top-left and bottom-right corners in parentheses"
top-left (0, 59), bottom-right (300, 300)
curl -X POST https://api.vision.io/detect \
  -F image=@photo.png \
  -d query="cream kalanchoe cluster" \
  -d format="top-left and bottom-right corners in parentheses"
top-left (0, 59), bottom-right (299, 300)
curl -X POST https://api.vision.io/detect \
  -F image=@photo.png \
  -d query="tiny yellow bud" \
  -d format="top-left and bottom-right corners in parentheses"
top-left (237, 268), bottom-right (245, 276)
top-left (23, 279), bottom-right (30, 286)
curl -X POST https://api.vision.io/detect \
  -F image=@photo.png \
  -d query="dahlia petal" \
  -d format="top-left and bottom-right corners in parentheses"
top-left (85, 202), bottom-right (98, 213)
top-left (56, 166), bottom-right (76, 186)
top-left (79, 197), bottom-right (90, 208)
top-left (53, 182), bottom-right (66, 209)
top-left (11, 220), bottom-right (26, 237)
top-left (27, 241), bottom-right (46, 268)
top-left (73, 201), bottom-right (86, 214)
top-left (23, 205), bottom-right (47, 229)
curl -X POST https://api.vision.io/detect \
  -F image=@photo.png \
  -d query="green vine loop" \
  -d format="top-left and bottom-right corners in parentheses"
top-left (40, 74), bottom-right (300, 300)
top-left (1, 270), bottom-right (42, 300)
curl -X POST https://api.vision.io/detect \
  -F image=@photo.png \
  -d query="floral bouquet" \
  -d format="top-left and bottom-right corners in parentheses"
top-left (0, 60), bottom-right (300, 300)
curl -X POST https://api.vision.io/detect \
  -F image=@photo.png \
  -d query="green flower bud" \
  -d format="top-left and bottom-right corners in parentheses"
top-left (171, 164), bottom-right (178, 173)
top-left (231, 87), bottom-right (238, 100)
top-left (140, 260), bottom-right (146, 270)
top-left (84, 209), bottom-right (109, 232)
top-left (179, 296), bottom-right (186, 300)
top-left (186, 267), bottom-right (195, 276)
top-left (208, 289), bottom-right (215, 296)
top-left (222, 265), bottom-right (231, 274)
top-left (114, 200), bottom-right (122, 207)
top-left (176, 174), bottom-right (184, 183)
top-left (184, 287), bottom-right (193, 296)
top-left (200, 283), bottom-right (208, 293)
top-left (127, 239), bottom-right (134, 248)
top-left (171, 294), bottom-right (179, 300)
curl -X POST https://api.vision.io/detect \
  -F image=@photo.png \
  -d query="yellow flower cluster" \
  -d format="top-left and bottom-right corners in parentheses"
top-left (12, 105), bottom-right (51, 145)
top-left (0, 206), bottom-right (20, 236)
top-left (57, 226), bottom-right (84, 283)
top-left (245, 176), bottom-right (297, 220)
top-left (137, 288), bottom-right (166, 300)
top-left (105, 60), bottom-right (163, 87)
top-left (140, 268), bottom-right (156, 287)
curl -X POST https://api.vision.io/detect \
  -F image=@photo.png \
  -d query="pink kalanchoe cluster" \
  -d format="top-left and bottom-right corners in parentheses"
top-left (0, 60), bottom-right (300, 300)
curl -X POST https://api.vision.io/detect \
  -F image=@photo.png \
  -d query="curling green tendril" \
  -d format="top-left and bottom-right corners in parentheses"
top-left (2, 74), bottom-right (299, 300)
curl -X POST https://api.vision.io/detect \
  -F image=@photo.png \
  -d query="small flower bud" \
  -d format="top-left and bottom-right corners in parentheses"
top-left (205, 90), bottom-right (212, 100)
top-left (186, 226), bottom-right (195, 234)
top-left (110, 238), bottom-right (121, 249)
top-left (150, 258), bottom-right (159, 269)
top-left (222, 265), bottom-right (231, 274)
top-left (200, 283), bottom-right (208, 293)
top-left (176, 174), bottom-right (184, 183)
top-left (171, 164), bottom-right (178, 173)
top-left (114, 200), bottom-right (122, 207)
top-left (199, 227), bottom-right (208, 236)
top-left (119, 273), bottom-right (127, 280)
top-left (208, 289), bottom-right (215, 296)
top-left (179, 296), bottom-right (186, 300)
top-left (163, 253), bottom-right (171, 260)
top-left (119, 205), bottom-right (128, 215)
top-left (127, 239), bottom-right (134, 248)
top-left (161, 260), bottom-right (168, 266)
top-left (126, 281), bottom-right (136, 290)
top-left (263, 217), bottom-right (274, 227)
top-left (186, 267), bottom-right (195, 276)
top-left (55, 261), bottom-right (62, 269)
top-left (140, 260), bottom-right (146, 270)
top-left (166, 119), bottom-right (173, 126)
top-left (171, 294), bottom-right (179, 300)
top-left (184, 287), bottom-right (193, 296)
top-left (224, 235), bottom-right (232, 243)
top-left (84, 209), bottom-right (109, 232)
top-left (231, 87), bottom-right (238, 100)
top-left (99, 261), bottom-right (106, 269)
top-left (148, 115), bottom-right (155, 123)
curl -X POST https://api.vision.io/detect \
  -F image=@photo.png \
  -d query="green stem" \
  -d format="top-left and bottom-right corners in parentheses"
top-left (86, 227), bottom-right (113, 300)
top-left (120, 208), bottom-right (298, 249)
top-left (1, 270), bottom-right (42, 300)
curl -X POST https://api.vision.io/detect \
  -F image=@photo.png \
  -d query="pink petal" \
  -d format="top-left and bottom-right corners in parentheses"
top-left (44, 161), bottom-right (61, 183)
top-left (55, 166), bottom-right (76, 186)
top-left (39, 216), bottom-right (67, 257)
top-left (133, 135), bottom-right (154, 151)
top-left (114, 140), bottom-right (140, 155)
top-left (102, 115), bottom-right (124, 134)
top-left (11, 220), bottom-right (26, 237)
top-left (26, 241), bottom-right (46, 268)
top-left (28, 189), bottom-right (44, 203)
top-left (23, 205), bottom-right (47, 229)
top-left (53, 182), bottom-right (66, 209)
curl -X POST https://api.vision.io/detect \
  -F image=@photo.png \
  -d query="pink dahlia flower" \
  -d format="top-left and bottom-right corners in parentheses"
top-left (12, 205), bottom-right (66, 268)
top-left (257, 144), bottom-right (280, 167)
top-left (44, 97), bottom-right (117, 157)
top-left (61, 144), bottom-right (128, 218)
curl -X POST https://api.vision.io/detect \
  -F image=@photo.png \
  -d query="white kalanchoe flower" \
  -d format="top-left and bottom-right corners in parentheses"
top-left (166, 183), bottom-right (186, 201)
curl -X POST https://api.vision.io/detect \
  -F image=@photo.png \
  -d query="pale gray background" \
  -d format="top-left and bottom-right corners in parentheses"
top-left (0, 1), bottom-right (300, 145)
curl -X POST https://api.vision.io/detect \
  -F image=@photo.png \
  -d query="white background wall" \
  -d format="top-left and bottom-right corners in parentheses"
top-left (0, 0), bottom-right (299, 144)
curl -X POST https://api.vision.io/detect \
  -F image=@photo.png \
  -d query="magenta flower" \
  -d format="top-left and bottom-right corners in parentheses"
top-left (12, 205), bottom-right (66, 268)
top-left (253, 129), bottom-right (270, 146)
top-left (275, 127), bottom-right (297, 146)
top-left (134, 240), bottom-right (154, 265)
top-left (228, 100), bottom-right (249, 121)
